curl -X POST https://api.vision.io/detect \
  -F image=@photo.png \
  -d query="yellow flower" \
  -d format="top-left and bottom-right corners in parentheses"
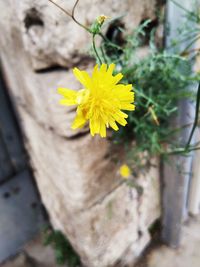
top-left (58, 64), bottom-right (135, 137)
top-left (120, 164), bottom-right (131, 179)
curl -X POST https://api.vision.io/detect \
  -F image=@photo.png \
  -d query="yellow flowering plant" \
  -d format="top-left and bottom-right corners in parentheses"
top-left (48, 0), bottom-right (200, 180)
top-left (44, 1), bottom-right (200, 265)
top-left (47, 0), bottom-right (136, 176)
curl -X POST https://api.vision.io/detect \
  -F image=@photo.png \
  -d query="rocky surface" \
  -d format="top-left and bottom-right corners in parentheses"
top-left (15, 0), bottom-right (157, 70)
top-left (0, 0), bottom-right (161, 266)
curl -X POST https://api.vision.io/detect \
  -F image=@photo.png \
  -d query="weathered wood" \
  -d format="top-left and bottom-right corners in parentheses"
top-left (162, 0), bottom-right (198, 246)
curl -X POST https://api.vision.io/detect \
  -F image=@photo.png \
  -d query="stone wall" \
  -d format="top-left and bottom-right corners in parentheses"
top-left (0, 1), bottom-right (161, 266)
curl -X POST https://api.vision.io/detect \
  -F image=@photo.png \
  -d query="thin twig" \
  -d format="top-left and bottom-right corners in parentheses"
top-left (47, 0), bottom-right (89, 32)
top-left (186, 82), bottom-right (200, 148)
top-left (48, 0), bottom-right (71, 17)
top-left (71, 0), bottom-right (90, 31)
top-left (72, 0), bottom-right (79, 18)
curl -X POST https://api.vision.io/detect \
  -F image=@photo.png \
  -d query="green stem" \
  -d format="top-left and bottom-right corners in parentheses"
top-left (186, 82), bottom-right (200, 148)
top-left (134, 88), bottom-right (158, 107)
top-left (92, 34), bottom-right (102, 64)
top-left (100, 45), bottom-right (108, 64)
top-left (165, 146), bottom-right (200, 155)
top-left (99, 33), bottom-right (123, 51)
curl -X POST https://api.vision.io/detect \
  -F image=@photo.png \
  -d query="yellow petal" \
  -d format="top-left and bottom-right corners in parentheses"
top-left (90, 118), bottom-right (100, 136)
top-left (99, 120), bottom-right (106, 137)
top-left (100, 64), bottom-right (107, 73)
top-left (113, 73), bottom-right (123, 84)
top-left (115, 84), bottom-right (133, 93)
top-left (108, 119), bottom-right (119, 131)
top-left (120, 103), bottom-right (135, 111)
top-left (76, 89), bottom-right (90, 105)
top-left (113, 112), bottom-right (127, 126)
top-left (118, 110), bottom-right (128, 119)
top-left (73, 68), bottom-right (92, 89)
top-left (107, 63), bottom-right (115, 75)
top-left (59, 99), bottom-right (75, 106)
top-left (91, 65), bottom-right (99, 83)
top-left (71, 109), bottom-right (87, 129)
top-left (57, 88), bottom-right (77, 105)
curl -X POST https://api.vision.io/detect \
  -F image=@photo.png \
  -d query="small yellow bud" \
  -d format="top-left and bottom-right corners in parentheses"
top-left (97, 15), bottom-right (109, 25)
top-left (120, 164), bottom-right (131, 179)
